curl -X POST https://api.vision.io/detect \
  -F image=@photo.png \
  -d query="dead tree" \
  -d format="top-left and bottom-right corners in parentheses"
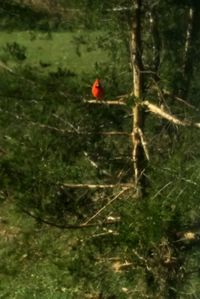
top-left (130, 0), bottom-right (147, 197)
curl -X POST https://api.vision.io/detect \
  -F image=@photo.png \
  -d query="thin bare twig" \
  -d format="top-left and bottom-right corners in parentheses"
top-left (132, 248), bottom-right (152, 272)
top-left (83, 189), bottom-right (128, 225)
top-left (84, 99), bottom-right (126, 105)
top-left (62, 183), bottom-right (135, 189)
top-left (0, 108), bottom-right (131, 136)
top-left (152, 79), bottom-right (196, 110)
top-left (151, 181), bottom-right (173, 200)
top-left (21, 208), bottom-right (120, 229)
top-left (91, 231), bottom-right (119, 238)
top-left (0, 61), bottom-right (15, 73)
top-left (162, 89), bottom-right (197, 110)
top-left (35, 123), bottom-right (130, 136)
top-left (137, 128), bottom-right (150, 160)
top-left (83, 151), bottom-right (112, 177)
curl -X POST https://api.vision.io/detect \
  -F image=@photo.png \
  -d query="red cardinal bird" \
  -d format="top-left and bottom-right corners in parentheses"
top-left (92, 79), bottom-right (104, 100)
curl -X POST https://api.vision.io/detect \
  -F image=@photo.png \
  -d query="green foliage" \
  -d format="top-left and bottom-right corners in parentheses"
top-left (0, 0), bottom-right (51, 31)
top-left (4, 42), bottom-right (27, 61)
top-left (1, 1), bottom-right (200, 298)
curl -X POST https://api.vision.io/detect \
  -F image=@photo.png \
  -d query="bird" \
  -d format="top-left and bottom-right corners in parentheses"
top-left (92, 79), bottom-right (104, 100)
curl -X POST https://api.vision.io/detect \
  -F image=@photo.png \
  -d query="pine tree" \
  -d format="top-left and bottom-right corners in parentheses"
top-left (1, 1), bottom-right (200, 298)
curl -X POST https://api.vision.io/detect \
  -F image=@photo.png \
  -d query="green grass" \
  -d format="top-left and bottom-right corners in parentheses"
top-left (0, 201), bottom-right (80, 299)
top-left (0, 30), bottom-right (109, 73)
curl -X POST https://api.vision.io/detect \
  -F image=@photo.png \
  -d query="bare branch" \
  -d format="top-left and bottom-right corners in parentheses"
top-left (0, 61), bottom-right (15, 73)
top-left (0, 109), bottom-right (130, 136)
top-left (62, 183), bottom-right (135, 189)
top-left (83, 151), bottom-right (112, 177)
top-left (132, 127), bottom-right (140, 183)
top-left (112, 261), bottom-right (133, 272)
top-left (83, 189), bottom-right (128, 225)
top-left (151, 181), bottom-right (173, 200)
top-left (184, 8), bottom-right (194, 67)
top-left (162, 89), bottom-right (197, 110)
top-left (84, 99), bottom-right (126, 106)
top-left (151, 80), bottom-right (196, 111)
top-left (181, 6), bottom-right (200, 96)
top-left (99, 131), bottom-right (131, 136)
top-left (34, 123), bottom-right (131, 136)
top-left (91, 230), bottom-right (119, 238)
top-left (83, 151), bottom-right (99, 169)
top-left (21, 208), bottom-right (120, 229)
top-left (149, 8), bottom-right (161, 73)
top-left (137, 128), bottom-right (150, 160)
top-left (132, 248), bottom-right (152, 272)
top-left (143, 100), bottom-right (199, 127)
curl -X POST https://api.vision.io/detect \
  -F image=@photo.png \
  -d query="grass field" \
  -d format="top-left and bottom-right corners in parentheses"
top-left (0, 202), bottom-right (81, 299)
top-left (0, 30), bottom-right (109, 73)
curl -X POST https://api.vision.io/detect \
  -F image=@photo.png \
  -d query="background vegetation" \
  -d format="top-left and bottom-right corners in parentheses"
top-left (1, 1), bottom-right (200, 298)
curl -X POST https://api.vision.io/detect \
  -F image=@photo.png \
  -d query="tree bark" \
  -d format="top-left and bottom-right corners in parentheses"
top-left (130, 0), bottom-right (145, 196)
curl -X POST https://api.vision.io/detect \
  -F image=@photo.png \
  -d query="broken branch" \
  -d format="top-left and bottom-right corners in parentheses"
top-left (143, 100), bottom-right (200, 127)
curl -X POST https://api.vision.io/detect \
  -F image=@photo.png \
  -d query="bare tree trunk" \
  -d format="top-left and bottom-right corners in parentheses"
top-left (182, 4), bottom-right (200, 97)
top-left (149, 8), bottom-right (160, 75)
top-left (130, 0), bottom-right (145, 196)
